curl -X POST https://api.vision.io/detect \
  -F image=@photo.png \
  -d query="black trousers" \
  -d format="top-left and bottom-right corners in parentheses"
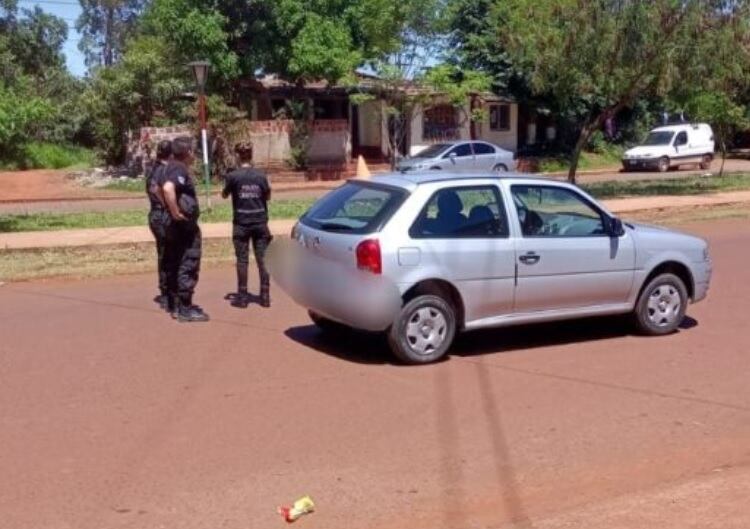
top-left (148, 210), bottom-right (168, 296)
top-left (164, 220), bottom-right (202, 306)
top-left (232, 222), bottom-right (272, 293)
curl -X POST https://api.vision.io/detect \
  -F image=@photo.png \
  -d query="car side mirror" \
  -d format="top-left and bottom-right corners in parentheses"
top-left (608, 217), bottom-right (625, 237)
top-left (449, 152), bottom-right (457, 161)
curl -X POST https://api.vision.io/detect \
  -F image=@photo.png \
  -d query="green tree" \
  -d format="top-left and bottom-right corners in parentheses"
top-left (76, 0), bottom-right (146, 68)
top-left (0, 80), bottom-right (55, 159)
top-left (350, 63), bottom-right (491, 168)
top-left (423, 64), bottom-right (493, 127)
top-left (84, 35), bottom-right (186, 163)
top-left (686, 92), bottom-right (748, 176)
top-left (447, 0), bottom-right (530, 97)
top-left (488, 0), bottom-right (750, 182)
top-left (1, 1), bottom-right (67, 78)
top-left (0, 1), bottom-right (86, 161)
top-left (143, 0), bottom-right (446, 86)
top-left (141, 0), bottom-right (239, 84)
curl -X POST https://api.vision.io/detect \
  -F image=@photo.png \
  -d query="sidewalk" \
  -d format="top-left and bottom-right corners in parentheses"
top-left (2, 191), bottom-right (749, 251)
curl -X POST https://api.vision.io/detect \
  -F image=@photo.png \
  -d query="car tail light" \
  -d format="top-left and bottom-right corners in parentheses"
top-left (356, 239), bottom-right (381, 275)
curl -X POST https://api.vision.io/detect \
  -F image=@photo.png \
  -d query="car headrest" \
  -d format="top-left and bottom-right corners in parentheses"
top-left (437, 191), bottom-right (463, 216)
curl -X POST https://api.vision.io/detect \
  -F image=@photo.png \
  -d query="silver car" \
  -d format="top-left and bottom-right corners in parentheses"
top-left (396, 141), bottom-right (516, 173)
top-left (280, 173), bottom-right (712, 364)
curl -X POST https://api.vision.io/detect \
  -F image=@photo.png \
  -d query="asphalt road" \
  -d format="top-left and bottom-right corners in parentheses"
top-left (1, 219), bottom-right (749, 529)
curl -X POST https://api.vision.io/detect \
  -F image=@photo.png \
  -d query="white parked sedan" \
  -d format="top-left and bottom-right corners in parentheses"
top-left (275, 172), bottom-right (712, 364)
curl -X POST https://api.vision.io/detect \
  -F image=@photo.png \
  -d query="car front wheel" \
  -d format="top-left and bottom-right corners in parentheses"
top-left (634, 273), bottom-right (688, 335)
top-left (492, 163), bottom-right (508, 173)
top-left (388, 295), bottom-right (457, 364)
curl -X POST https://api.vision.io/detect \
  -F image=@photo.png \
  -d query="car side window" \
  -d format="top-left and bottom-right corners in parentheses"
top-left (410, 186), bottom-right (509, 239)
top-left (675, 131), bottom-right (688, 146)
top-left (511, 185), bottom-right (606, 237)
top-left (473, 143), bottom-right (495, 155)
top-left (444, 143), bottom-right (473, 158)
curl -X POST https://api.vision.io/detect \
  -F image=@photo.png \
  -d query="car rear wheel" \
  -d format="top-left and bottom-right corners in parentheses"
top-left (388, 295), bottom-right (456, 364)
top-left (634, 273), bottom-right (688, 335)
top-left (699, 154), bottom-right (713, 170)
top-left (657, 157), bottom-right (670, 172)
top-left (309, 311), bottom-right (350, 335)
top-left (492, 163), bottom-right (508, 173)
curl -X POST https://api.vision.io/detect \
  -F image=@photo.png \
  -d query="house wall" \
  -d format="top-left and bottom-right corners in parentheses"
top-left (409, 100), bottom-right (517, 156)
top-left (244, 120), bottom-right (293, 164)
top-left (308, 120), bottom-right (351, 162)
top-left (409, 105), bottom-right (424, 156)
top-left (228, 119), bottom-right (350, 165)
top-left (476, 102), bottom-right (519, 152)
top-left (358, 100), bottom-right (382, 148)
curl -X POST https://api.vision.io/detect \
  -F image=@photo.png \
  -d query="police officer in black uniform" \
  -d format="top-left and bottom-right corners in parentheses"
top-left (222, 141), bottom-right (272, 308)
top-left (161, 136), bottom-right (209, 322)
top-left (146, 140), bottom-right (171, 310)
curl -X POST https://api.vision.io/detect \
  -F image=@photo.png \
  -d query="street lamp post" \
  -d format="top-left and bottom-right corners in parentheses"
top-left (188, 61), bottom-right (211, 209)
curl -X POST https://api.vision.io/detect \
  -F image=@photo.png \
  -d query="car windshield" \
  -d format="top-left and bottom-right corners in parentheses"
top-left (301, 182), bottom-right (408, 234)
top-left (413, 143), bottom-right (450, 158)
top-left (643, 131), bottom-right (675, 146)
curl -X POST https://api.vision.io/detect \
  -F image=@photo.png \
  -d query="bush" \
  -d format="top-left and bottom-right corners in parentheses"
top-left (16, 142), bottom-right (98, 170)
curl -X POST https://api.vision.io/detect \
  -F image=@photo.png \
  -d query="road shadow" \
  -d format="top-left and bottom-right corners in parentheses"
top-left (286, 315), bottom-right (699, 365)
top-left (285, 325), bottom-right (392, 365)
top-left (453, 315), bottom-right (698, 358)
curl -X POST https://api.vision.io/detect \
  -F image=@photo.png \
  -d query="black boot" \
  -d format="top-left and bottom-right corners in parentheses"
top-left (153, 293), bottom-right (169, 311)
top-left (177, 303), bottom-right (210, 322)
top-left (230, 289), bottom-right (250, 308)
top-left (168, 295), bottom-right (178, 318)
top-left (260, 286), bottom-right (270, 308)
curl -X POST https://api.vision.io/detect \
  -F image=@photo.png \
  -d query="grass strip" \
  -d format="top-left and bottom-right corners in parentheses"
top-left (2, 204), bottom-right (747, 283)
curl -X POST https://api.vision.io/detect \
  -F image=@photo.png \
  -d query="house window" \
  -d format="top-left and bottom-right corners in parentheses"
top-left (490, 104), bottom-right (511, 131)
top-left (313, 98), bottom-right (348, 120)
top-left (271, 98), bottom-right (287, 116)
top-left (423, 104), bottom-right (459, 141)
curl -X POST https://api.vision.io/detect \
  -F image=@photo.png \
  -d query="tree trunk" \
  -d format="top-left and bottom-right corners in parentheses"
top-left (568, 121), bottom-right (595, 184)
top-left (720, 136), bottom-right (727, 177)
top-left (104, 7), bottom-right (115, 67)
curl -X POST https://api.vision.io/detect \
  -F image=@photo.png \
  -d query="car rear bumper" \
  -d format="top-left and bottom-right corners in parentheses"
top-left (267, 240), bottom-right (401, 332)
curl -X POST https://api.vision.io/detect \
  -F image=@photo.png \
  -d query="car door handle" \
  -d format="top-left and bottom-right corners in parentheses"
top-left (519, 252), bottom-right (541, 265)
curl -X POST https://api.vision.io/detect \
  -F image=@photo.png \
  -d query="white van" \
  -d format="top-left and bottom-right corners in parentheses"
top-left (622, 123), bottom-right (715, 172)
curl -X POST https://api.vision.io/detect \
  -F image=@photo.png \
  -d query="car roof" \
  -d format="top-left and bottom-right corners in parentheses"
top-left (352, 171), bottom-right (560, 191)
top-left (652, 123), bottom-right (711, 133)
top-left (420, 140), bottom-right (497, 147)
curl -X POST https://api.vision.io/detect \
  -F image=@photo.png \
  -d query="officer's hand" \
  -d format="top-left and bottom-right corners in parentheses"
top-left (173, 211), bottom-right (188, 221)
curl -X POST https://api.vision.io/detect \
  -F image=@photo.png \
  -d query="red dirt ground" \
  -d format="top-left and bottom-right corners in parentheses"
top-left (0, 169), bottom-right (129, 202)
top-left (0, 218), bottom-right (749, 529)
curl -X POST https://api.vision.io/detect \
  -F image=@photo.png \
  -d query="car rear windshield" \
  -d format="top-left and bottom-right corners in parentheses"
top-left (414, 143), bottom-right (450, 158)
top-left (300, 181), bottom-right (409, 234)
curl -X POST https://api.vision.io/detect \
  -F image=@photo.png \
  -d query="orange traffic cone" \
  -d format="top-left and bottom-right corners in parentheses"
top-left (356, 155), bottom-right (371, 178)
